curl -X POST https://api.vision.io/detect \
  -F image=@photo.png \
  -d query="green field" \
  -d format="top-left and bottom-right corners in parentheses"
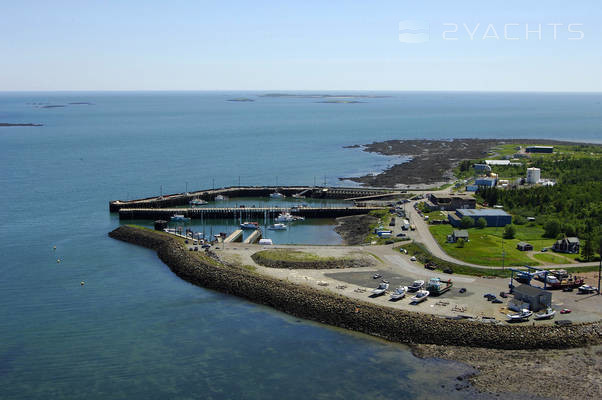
top-left (532, 252), bottom-right (576, 265)
top-left (429, 224), bottom-right (557, 267)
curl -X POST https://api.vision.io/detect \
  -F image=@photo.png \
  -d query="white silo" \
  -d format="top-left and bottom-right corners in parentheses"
top-left (526, 167), bottom-right (540, 184)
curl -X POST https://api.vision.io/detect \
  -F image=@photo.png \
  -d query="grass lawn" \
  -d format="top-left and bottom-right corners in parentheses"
top-left (532, 252), bottom-right (576, 265)
top-left (429, 224), bottom-right (557, 267)
top-left (424, 210), bottom-right (446, 221)
top-left (253, 249), bottom-right (347, 263)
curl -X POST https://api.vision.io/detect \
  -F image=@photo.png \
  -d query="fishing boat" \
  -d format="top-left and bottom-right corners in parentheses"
top-left (411, 290), bottom-right (430, 303)
top-left (267, 223), bottom-right (287, 230)
top-left (189, 198), bottom-right (208, 206)
top-left (506, 309), bottom-right (533, 322)
top-left (371, 281), bottom-right (389, 296)
top-left (407, 280), bottom-right (425, 292)
top-left (275, 212), bottom-right (304, 222)
top-left (390, 286), bottom-right (407, 301)
top-left (578, 285), bottom-right (597, 294)
top-left (170, 214), bottom-right (190, 222)
top-left (269, 192), bottom-right (285, 199)
top-left (534, 307), bottom-right (556, 320)
top-left (240, 221), bottom-right (259, 229)
top-left (426, 277), bottom-right (453, 296)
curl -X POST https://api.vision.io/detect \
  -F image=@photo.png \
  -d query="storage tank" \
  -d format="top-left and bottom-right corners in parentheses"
top-left (526, 168), bottom-right (540, 184)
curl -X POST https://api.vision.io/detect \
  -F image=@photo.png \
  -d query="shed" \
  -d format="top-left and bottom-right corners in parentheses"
top-left (447, 229), bottom-right (469, 243)
top-left (516, 242), bottom-right (533, 251)
top-left (510, 284), bottom-right (552, 312)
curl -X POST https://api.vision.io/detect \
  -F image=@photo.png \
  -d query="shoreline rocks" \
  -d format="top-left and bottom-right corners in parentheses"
top-left (109, 225), bottom-right (601, 350)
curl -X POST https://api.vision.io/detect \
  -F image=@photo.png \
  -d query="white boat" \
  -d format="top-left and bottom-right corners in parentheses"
top-left (407, 280), bottom-right (425, 292)
top-left (578, 285), bottom-right (597, 294)
top-left (267, 223), bottom-right (287, 230)
top-left (291, 193), bottom-right (305, 198)
top-left (390, 286), bottom-right (407, 300)
top-left (240, 221), bottom-right (259, 229)
top-left (371, 281), bottom-right (389, 296)
top-left (506, 309), bottom-right (533, 322)
top-left (189, 198), bottom-right (208, 206)
top-left (215, 194), bottom-right (227, 201)
top-left (275, 212), bottom-right (304, 222)
top-left (258, 238), bottom-right (273, 245)
top-left (269, 192), bottom-right (285, 199)
top-left (534, 307), bottom-right (556, 320)
top-left (411, 290), bottom-right (430, 303)
top-left (170, 214), bottom-right (190, 222)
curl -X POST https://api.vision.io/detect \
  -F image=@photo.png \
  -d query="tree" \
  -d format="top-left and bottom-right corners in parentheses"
top-left (476, 217), bottom-right (487, 229)
top-left (503, 224), bottom-right (516, 239)
top-left (460, 216), bottom-right (474, 229)
top-left (581, 235), bottom-right (595, 262)
top-left (457, 238), bottom-right (465, 248)
top-left (513, 215), bottom-right (526, 225)
top-left (544, 220), bottom-right (561, 238)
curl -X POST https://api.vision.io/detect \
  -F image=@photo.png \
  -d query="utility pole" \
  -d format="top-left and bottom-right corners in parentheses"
top-left (212, 178), bottom-right (215, 190)
top-left (185, 181), bottom-right (188, 194)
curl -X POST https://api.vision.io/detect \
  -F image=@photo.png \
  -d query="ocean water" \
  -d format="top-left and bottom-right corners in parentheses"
top-left (1, 91), bottom-right (601, 399)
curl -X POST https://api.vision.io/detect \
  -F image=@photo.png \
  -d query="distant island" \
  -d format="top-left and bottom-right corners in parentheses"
top-left (68, 102), bottom-right (94, 105)
top-left (0, 122), bottom-right (43, 127)
top-left (227, 97), bottom-right (254, 102)
top-left (260, 93), bottom-right (391, 99)
top-left (316, 100), bottom-right (365, 104)
top-left (40, 105), bottom-right (66, 108)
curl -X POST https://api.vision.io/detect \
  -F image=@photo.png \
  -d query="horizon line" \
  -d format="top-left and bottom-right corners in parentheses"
top-left (1, 89), bottom-right (602, 94)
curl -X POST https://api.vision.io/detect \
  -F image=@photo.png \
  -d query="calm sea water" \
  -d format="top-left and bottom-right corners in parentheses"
top-left (1, 91), bottom-right (601, 399)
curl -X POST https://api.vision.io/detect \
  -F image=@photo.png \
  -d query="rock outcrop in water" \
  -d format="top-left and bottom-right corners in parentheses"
top-left (109, 225), bottom-right (601, 350)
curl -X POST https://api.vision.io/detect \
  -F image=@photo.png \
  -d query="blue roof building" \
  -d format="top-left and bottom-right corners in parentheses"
top-left (475, 177), bottom-right (497, 188)
top-left (449, 208), bottom-right (512, 227)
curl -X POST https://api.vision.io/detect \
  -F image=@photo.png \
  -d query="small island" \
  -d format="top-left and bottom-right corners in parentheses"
top-left (0, 122), bottom-right (43, 127)
top-left (227, 97), bottom-right (255, 102)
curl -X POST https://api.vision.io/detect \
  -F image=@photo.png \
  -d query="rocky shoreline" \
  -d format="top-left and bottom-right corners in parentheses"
top-left (333, 214), bottom-right (378, 245)
top-left (413, 344), bottom-right (602, 399)
top-left (341, 138), bottom-right (595, 187)
top-left (109, 225), bottom-right (601, 350)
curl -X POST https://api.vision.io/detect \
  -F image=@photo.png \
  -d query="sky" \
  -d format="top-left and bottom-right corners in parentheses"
top-left (1, 0), bottom-right (601, 91)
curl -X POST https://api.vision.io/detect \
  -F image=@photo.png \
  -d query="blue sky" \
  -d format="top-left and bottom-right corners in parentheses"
top-left (1, 1), bottom-right (600, 91)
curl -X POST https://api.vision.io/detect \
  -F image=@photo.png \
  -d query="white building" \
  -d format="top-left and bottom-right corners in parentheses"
top-left (526, 167), bottom-right (540, 184)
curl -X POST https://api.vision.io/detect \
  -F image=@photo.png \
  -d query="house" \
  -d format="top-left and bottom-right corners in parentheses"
top-left (510, 284), bottom-right (552, 312)
top-left (447, 230), bottom-right (469, 243)
top-left (526, 146), bottom-right (553, 153)
top-left (448, 208), bottom-right (512, 227)
top-left (516, 242), bottom-right (533, 251)
top-left (426, 193), bottom-right (476, 211)
top-left (552, 237), bottom-right (580, 254)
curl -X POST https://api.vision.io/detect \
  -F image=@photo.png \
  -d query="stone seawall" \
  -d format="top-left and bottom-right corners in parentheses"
top-left (109, 225), bottom-right (601, 350)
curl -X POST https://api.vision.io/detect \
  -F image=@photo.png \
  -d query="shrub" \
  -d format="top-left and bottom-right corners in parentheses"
top-left (513, 215), bottom-right (526, 225)
top-left (503, 224), bottom-right (516, 239)
top-left (460, 216), bottom-right (474, 229)
top-left (476, 217), bottom-right (487, 229)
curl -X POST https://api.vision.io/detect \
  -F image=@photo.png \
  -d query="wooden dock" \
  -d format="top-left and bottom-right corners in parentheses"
top-left (109, 186), bottom-right (402, 212)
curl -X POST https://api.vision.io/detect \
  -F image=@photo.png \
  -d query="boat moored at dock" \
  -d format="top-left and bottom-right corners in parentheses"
top-left (240, 221), bottom-right (259, 229)
top-left (170, 214), bottom-right (191, 222)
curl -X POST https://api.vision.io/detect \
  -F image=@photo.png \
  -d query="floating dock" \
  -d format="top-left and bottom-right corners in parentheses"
top-left (118, 206), bottom-right (386, 220)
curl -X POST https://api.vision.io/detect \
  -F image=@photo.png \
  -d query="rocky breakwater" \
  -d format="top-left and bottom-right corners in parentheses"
top-left (251, 249), bottom-right (375, 269)
top-left (109, 225), bottom-right (601, 350)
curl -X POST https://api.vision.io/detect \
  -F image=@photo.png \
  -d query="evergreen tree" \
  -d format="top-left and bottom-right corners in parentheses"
top-left (503, 224), bottom-right (516, 239)
top-left (476, 217), bottom-right (487, 229)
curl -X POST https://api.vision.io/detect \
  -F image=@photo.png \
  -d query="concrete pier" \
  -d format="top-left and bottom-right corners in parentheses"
top-left (243, 229), bottom-right (262, 244)
top-left (224, 229), bottom-right (243, 243)
top-left (118, 206), bottom-right (386, 220)
top-left (110, 186), bottom-right (400, 212)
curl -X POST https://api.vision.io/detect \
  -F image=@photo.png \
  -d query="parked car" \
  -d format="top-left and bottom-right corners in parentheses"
top-left (410, 256), bottom-right (416, 261)
top-left (560, 308), bottom-right (572, 314)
